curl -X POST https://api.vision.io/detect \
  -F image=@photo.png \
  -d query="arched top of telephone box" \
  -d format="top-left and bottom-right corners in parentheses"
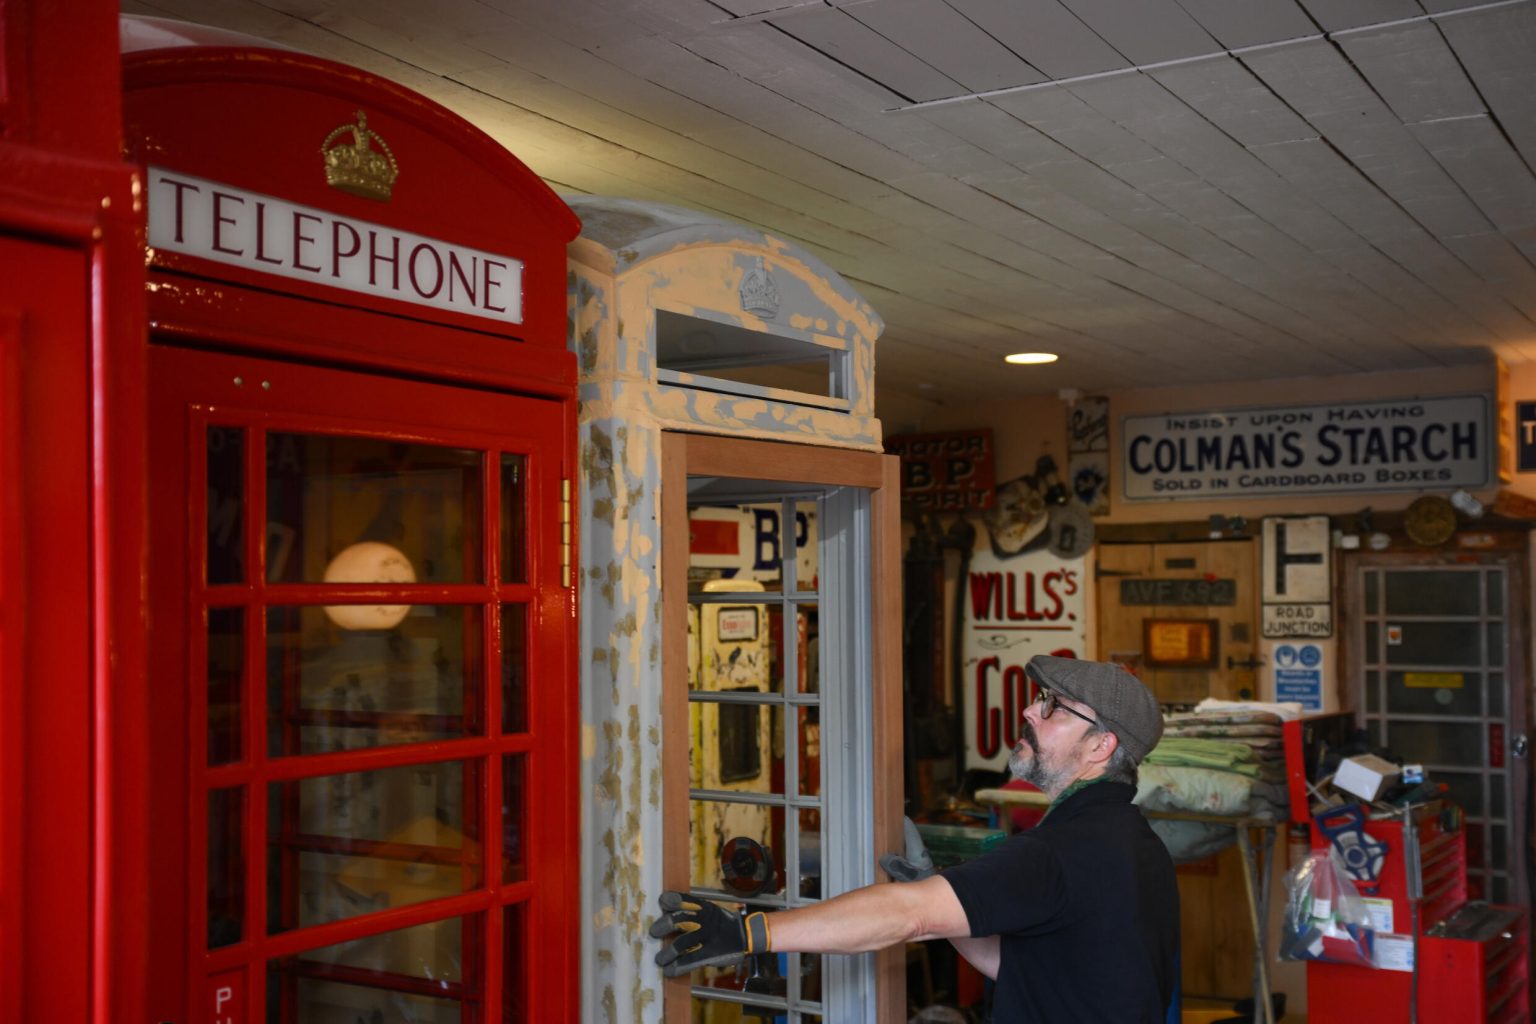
top-left (567, 195), bottom-right (884, 449)
top-left (123, 15), bottom-right (579, 388)
top-left (567, 195), bottom-right (878, 329)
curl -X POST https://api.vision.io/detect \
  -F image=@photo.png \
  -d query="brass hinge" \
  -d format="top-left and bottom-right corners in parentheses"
top-left (560, 478), bottom-right (572, 588)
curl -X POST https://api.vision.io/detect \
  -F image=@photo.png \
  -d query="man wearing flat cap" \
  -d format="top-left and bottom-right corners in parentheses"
top-left (650, 655), bottom-right (1179, 1022)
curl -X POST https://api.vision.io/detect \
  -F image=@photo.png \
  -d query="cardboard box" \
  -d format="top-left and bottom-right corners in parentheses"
top-left (1334, 753), bottom-right (1399, 801)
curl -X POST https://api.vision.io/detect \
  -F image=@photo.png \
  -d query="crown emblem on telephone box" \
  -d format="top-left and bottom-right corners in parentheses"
top-left (739, 256), bottom-right (780, 318)
top-left (321, 110), bottom-right (399, 201)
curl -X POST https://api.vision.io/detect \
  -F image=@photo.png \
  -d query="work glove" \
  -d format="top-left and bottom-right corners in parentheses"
top-left (649, 890), bottom-right (771, 977)
top-left (879, 816), bottom-right (935, 882)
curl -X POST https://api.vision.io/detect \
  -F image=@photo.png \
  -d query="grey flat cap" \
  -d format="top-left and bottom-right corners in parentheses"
top-left (1025, 655), bottom-right (1163, 763)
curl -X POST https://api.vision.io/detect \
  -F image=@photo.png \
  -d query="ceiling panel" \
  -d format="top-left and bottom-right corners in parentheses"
top-left (121, 0), bottom-right (1536, 413)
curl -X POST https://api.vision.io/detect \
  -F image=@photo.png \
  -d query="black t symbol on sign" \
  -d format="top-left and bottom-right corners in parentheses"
top-left (1273, 521), bottom-right (1323, 595)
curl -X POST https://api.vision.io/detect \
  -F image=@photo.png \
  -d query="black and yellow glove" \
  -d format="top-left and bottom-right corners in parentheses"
top-left (649, 890), bottom-right (771, 977)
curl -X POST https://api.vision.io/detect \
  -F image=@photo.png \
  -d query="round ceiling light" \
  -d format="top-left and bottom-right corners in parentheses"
top-left (1004, 352), bottom-right (1059, 365)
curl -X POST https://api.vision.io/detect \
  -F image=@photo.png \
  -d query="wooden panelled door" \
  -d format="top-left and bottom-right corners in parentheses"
top-left (1096, 538), bottom-right (1260, 1000)
top-left (147, 344), bottom-right (575, 1023)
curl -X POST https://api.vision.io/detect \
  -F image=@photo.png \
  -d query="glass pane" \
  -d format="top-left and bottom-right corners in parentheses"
top-left (267, 606), bottom-right (481, 756)
top-left (1364, 622), bottom-right (1379, 663)
top-left (691, 701), bottom-right (782, 794)
top-left (208, 787), bottom-right (244, 949)
top-left (1487, 623), bottom-right (1503, 666)
top-left (1491, 876), bottom-right (1509, 903)
top-left (1384, 721), bottom-right (1483, 767)
top-left (796, 706), bottom-right (822, 800)
top-left (1488, 673), bottom-right (1503, 716)
top-left (1383, 622), bottom-right (1480, 667)
top-left (1385, 671), bottom-right (1481, 717)
top-left (688, 798), bottom-right (780, 897)
top-left (266, 916), bottom-right (469, 1024)
top-left (1491, 773), bottom-right (1505, 816)
top-left (267, 761), bottom-right (479, 933)
top-left (502, 605), bottom-right (526, 734)
top-left (797, 818), bottom-right (822, 900)
top-left (694, 599), bottom-right (773, 694)
top-left (503, 903), bottom-right (526, 1024)
top-left (1367, 720), bottom-right (1382, 749)
top-left (500, 455), bottom-right (526, 585)
top-left (1364, 571), bottom-right (1378, 615)
top-left (1486, 570), bottom-right (1504, 615)
top-left (1383, 570), bottom-right (1481, 615)
top-left (1365, 670), bottom-right (1380, 713)
top-left (1466, 823), bottom-right (1486, 869)
top-left (503, 755), bottom-right (525, 884)
top-left (209, 606), bottom-right (244, 765)
top-left (1491, 825), bottom-right (1506, 869)
top-left (768, 605), bottom-right (819, 695)
top-left (1433, 771), bottom-right (1485, 816)
top-left (207, 426), bottom-right (244, 584)
top-left (266, 433), bottom-right (482, 584)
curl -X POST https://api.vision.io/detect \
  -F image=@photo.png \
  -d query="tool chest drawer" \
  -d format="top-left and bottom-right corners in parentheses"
top-left (1420, 904), bottom-right (1530, 1024)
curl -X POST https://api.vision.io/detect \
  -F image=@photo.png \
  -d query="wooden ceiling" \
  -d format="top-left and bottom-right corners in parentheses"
top-left (121, 0), bottom-right (1536, 413)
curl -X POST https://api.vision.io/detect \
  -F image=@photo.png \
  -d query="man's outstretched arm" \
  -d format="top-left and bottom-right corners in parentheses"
top-left (765, 874), bottom-right (971, 953)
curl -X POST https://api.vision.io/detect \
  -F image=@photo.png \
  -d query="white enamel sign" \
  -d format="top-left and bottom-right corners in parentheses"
top-left (1122, 396), bottom-right (1489, 500)
top-left (148, 167), bottom-right (524, 324)
top-left (1261, 516), bottom-right (1333, 638)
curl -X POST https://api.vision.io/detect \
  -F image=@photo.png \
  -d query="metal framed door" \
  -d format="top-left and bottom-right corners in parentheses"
top-left (148, 344), bottom-right (576, 1023)
top-left (1347, 553), bottom-right (1529, 907)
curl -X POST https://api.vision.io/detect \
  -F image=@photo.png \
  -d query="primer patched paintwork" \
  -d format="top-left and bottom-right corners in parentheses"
top-left (568, 197), bottom-right (883, 1023)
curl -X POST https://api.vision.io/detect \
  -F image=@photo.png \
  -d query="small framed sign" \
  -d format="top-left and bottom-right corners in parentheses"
top-left (716, 606), bottom-right (759, 642)
top-left (1143, 618), bottom-right (1219, 669)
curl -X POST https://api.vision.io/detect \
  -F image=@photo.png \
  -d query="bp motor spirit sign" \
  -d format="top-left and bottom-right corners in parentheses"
top-left (1122, 395), bottom-right (1489, 501)
top-left (961, 543), bottom-right (1086, 771)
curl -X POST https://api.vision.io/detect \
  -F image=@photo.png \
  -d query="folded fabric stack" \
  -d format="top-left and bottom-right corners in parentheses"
top-left (1136, 708), bottom-right (1291, 862)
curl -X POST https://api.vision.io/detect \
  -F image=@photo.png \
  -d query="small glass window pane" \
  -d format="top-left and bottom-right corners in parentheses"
top-left (503, 903), bottom-right (526, 1023)
top-left (1383, 570), bottom-right (1481, 615)
top-left (1487, 623), bottom-right (1504, 666)
top-left (267, 606), bottom-right (481, 756)
top-left (1486, 570), bottom-right (1504, 615)
top-left (1383, 622), bottom-right (1480, 667)
top-left (1365, 670), bottom-right (1380, 713)
top-left (266, 916), bottom-right (470, 1023)
top-left (1488, 673), bottom-right (1503, 716)
top-left (1383, 721), bottom-right (1483, 767)
top-left (503, 755), bottom-right (525, 884)
top-left (1364, 622), bottom-right (1379, 663)
top-left (1433, 771), bottom-right (1485, 816)
top-left (266, 433), bottom-right (482, 584)
top-left (208, 606), bottom-right (244, 765)
top-left (688, 799), bottom-right (780, 897)
top-left (691, 700), bottom-right (782, 794)
top-left (207, 426), bottom-right (244, 584)
top-left (1364, 571), bottom-right (1378, 615)
top-left (797, 818), bottom-right (822, 900)
top-left (1491, 773), bottom-right (1505, 815)
top-left (797, 707), bottom-right (822, 801)
top-left (500, 455), bottom-right (526, 585)
top-left (267, 761), bottom-right (479, 933)
top-left (502, 604), bottom-right (526, 734)
top-left (1491, 825), bottom-right (1507, 869)
top-left (693, 600), bottom-right (772, 693)
top-left (1385, 671), bottom-right (1480, 717)
top-left (208, 787), bottom-right (244, 949)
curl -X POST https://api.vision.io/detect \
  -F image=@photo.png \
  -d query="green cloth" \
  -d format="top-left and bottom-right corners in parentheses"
top-left (1042, 775), bottom-right (1114, 821)
top-left (1144, 737), bottom-right (1260, 776)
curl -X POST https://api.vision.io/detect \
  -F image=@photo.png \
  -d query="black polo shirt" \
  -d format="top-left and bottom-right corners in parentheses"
top-left (941, 780), bottom-right (1179, 1023)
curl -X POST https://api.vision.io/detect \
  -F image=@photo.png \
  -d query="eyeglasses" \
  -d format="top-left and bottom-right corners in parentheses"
top-left (1034, 687), bottom-right (1097, 728)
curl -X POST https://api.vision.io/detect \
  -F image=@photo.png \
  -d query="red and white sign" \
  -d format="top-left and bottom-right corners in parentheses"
top-left (148, 166), bottom-right (525, 324)
top-left (962, 542), bottom-right (1086, 771)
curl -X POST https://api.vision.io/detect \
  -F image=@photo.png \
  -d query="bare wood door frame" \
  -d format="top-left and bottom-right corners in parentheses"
top-left (660, 432), bottom-right (901, 1023)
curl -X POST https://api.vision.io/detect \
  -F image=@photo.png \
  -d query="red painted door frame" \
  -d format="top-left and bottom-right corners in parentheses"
top-left (0, 3), bottom-right (150, 1023)
top-left (148, 343), bottom-right (576, 1022)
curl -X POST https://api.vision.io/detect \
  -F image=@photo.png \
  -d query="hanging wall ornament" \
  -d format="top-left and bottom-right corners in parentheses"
top-left (1048, 501), bottom-right (1095, 559)
top-left (1404, 495), bottom-right (1457, 547)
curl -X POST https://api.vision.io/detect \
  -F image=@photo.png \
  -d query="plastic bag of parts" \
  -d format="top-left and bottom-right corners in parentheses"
top-left (1279, 847), bottom-right (1377, 967)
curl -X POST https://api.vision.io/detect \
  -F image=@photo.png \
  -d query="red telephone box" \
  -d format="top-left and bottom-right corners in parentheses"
top-left (125, 25), bottom-right (579, 1022)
